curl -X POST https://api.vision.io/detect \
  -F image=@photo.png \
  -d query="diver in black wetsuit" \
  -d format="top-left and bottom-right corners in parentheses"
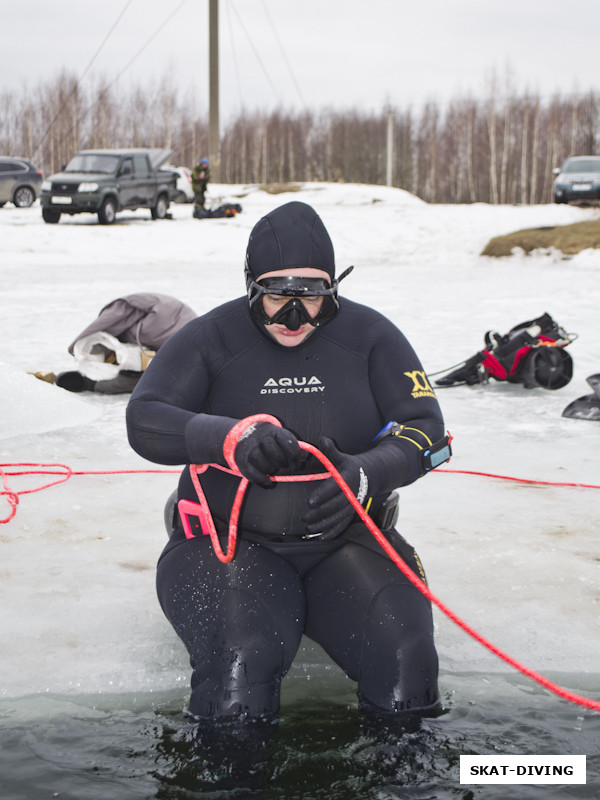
top-left (126, 201), bottom-right (448, 725)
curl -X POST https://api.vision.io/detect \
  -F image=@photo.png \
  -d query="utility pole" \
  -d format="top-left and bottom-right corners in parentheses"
top-left (208, 0), bottom-right (220, 181)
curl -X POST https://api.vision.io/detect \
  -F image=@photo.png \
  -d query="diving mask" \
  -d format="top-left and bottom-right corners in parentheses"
top-left (246, 268), bottom-right (353, 331)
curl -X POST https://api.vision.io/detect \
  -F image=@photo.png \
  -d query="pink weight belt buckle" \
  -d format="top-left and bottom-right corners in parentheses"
top-left (178, 498), bottom-right (211, 539)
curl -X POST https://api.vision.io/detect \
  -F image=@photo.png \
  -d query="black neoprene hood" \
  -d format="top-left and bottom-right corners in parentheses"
top-left (245, 201), bottom-right (336, 281)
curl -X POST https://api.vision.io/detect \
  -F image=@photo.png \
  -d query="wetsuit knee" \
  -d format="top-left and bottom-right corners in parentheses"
top-left (357, 583), bottom-right (440, 715)
top-left (189, 643), bottom-right (282, 718)
top-left (157, 540), bottom-right (306, 720)
top-left (187, 587), bottom-right (289, 718)
top-left (304, 539), bottom-right (440, 715)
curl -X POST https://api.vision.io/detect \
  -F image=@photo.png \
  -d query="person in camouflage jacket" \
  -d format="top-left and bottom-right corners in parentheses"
top-left (191, 157), bottom-right (210, 208)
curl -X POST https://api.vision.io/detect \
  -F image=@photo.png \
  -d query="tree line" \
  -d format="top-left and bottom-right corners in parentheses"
top-left (2, 70), bottom-right (599, 204)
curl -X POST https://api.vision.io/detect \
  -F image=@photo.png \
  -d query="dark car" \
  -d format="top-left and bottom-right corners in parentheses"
top-left (40, 148), bottom-right (177, 224)
top-left (553, 156), bottom-right (600, 204)
top-left (0, 157), bottom-right (44, 208)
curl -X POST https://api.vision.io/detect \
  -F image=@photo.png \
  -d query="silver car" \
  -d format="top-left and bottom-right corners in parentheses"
top-left (0, 157), bottom-right (44, 208)
top-left (553, 156), bottom-right (600, 204)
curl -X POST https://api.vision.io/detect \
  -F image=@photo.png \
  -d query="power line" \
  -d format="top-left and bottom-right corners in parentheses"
top-left (105, 0), bottom-right (188, 92)
top-left (33, 0), bottom-right (189, 161)
top-left (225, 0), bottom-right (245, 113)
top-left (32, 0), bottom-right (134, 157)
top-left (228, 0), bottom-right (284, 106)
top-left (78, 0), bottom-right (134, 83)
top-left (260, 0), bottom-right (307, 111)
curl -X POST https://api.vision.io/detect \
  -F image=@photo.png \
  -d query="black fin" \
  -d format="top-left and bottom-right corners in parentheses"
top-left (562, 393), bottom-right (600, 421)
top-left (585, 373), bottom-right (600, 400)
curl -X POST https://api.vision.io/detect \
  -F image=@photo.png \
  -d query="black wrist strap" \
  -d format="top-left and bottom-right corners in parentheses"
top-left (373, 421), bottom-right (452, 475)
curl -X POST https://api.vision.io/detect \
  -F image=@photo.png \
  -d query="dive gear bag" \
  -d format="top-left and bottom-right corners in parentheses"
top-left (193, 203), bottom-right (241, 219)
top-left (435, 313), bottom-right (574, 390)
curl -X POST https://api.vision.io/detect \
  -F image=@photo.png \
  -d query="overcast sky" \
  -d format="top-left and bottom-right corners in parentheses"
top-left (3, 0), bottom-right (600, 120)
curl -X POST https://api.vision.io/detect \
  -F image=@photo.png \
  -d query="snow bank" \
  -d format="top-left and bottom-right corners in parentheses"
top-left (1, 184), bottom-right (599, 701)
top-left (0, 363), bottom-right (101, 440)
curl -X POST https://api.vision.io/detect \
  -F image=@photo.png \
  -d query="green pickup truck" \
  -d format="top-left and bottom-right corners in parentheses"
top-left (40, 148), bottom-right (177, 224)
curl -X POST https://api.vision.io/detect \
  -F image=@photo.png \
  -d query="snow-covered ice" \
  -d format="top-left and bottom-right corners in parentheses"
top-left (1, 183), bottom-right (599, 704)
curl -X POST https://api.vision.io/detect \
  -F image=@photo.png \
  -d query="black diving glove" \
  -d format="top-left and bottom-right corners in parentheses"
top-left (185, 413), bottom-right (302, 488)
top-left (232, 421), bottom-right (302, 489)
top-left (303, 437), bottom-right (412, 541)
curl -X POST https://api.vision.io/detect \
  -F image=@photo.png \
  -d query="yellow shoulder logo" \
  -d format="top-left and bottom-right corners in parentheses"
top-left (403, 370), bottom-right (436, 399)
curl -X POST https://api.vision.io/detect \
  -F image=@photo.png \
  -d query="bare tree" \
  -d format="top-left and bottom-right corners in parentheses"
top-left (3, 66), bottom-right (598, 206)
top-left (486, 90), bottom-right (499, 204)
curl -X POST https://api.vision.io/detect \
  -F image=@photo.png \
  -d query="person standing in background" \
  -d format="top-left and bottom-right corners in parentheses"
top-left (191, 157), bottom-right (210, 211)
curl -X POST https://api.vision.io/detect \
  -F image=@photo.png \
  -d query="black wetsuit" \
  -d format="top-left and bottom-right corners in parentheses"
top-left (127, 295), bottom-right (445, 719)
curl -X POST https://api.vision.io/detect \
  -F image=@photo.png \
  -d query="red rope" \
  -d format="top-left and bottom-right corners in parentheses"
top-left (185, 431), bottom-right (600, 713)
top-left (302, 445), bottom-right (600, 712)
top-left (2, 460), bottom-right (597, 526)
top-left (1, 454), bottom-right (599, 711)
top-left (0, 463), bottom-right (180, 524)
top-left (438, 467), bottom-right (600, 490)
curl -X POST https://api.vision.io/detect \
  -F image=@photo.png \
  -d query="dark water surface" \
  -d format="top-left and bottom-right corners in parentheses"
top-left (1, 672), bottom-right (598, 800)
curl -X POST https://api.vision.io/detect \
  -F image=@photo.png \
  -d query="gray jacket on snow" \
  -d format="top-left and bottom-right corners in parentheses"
top-left (68, 293), bottom-right (197, 355)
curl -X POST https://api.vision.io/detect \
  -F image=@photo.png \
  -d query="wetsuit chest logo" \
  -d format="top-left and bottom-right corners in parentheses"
top-left (261, 376), bottom-right (325, 395)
